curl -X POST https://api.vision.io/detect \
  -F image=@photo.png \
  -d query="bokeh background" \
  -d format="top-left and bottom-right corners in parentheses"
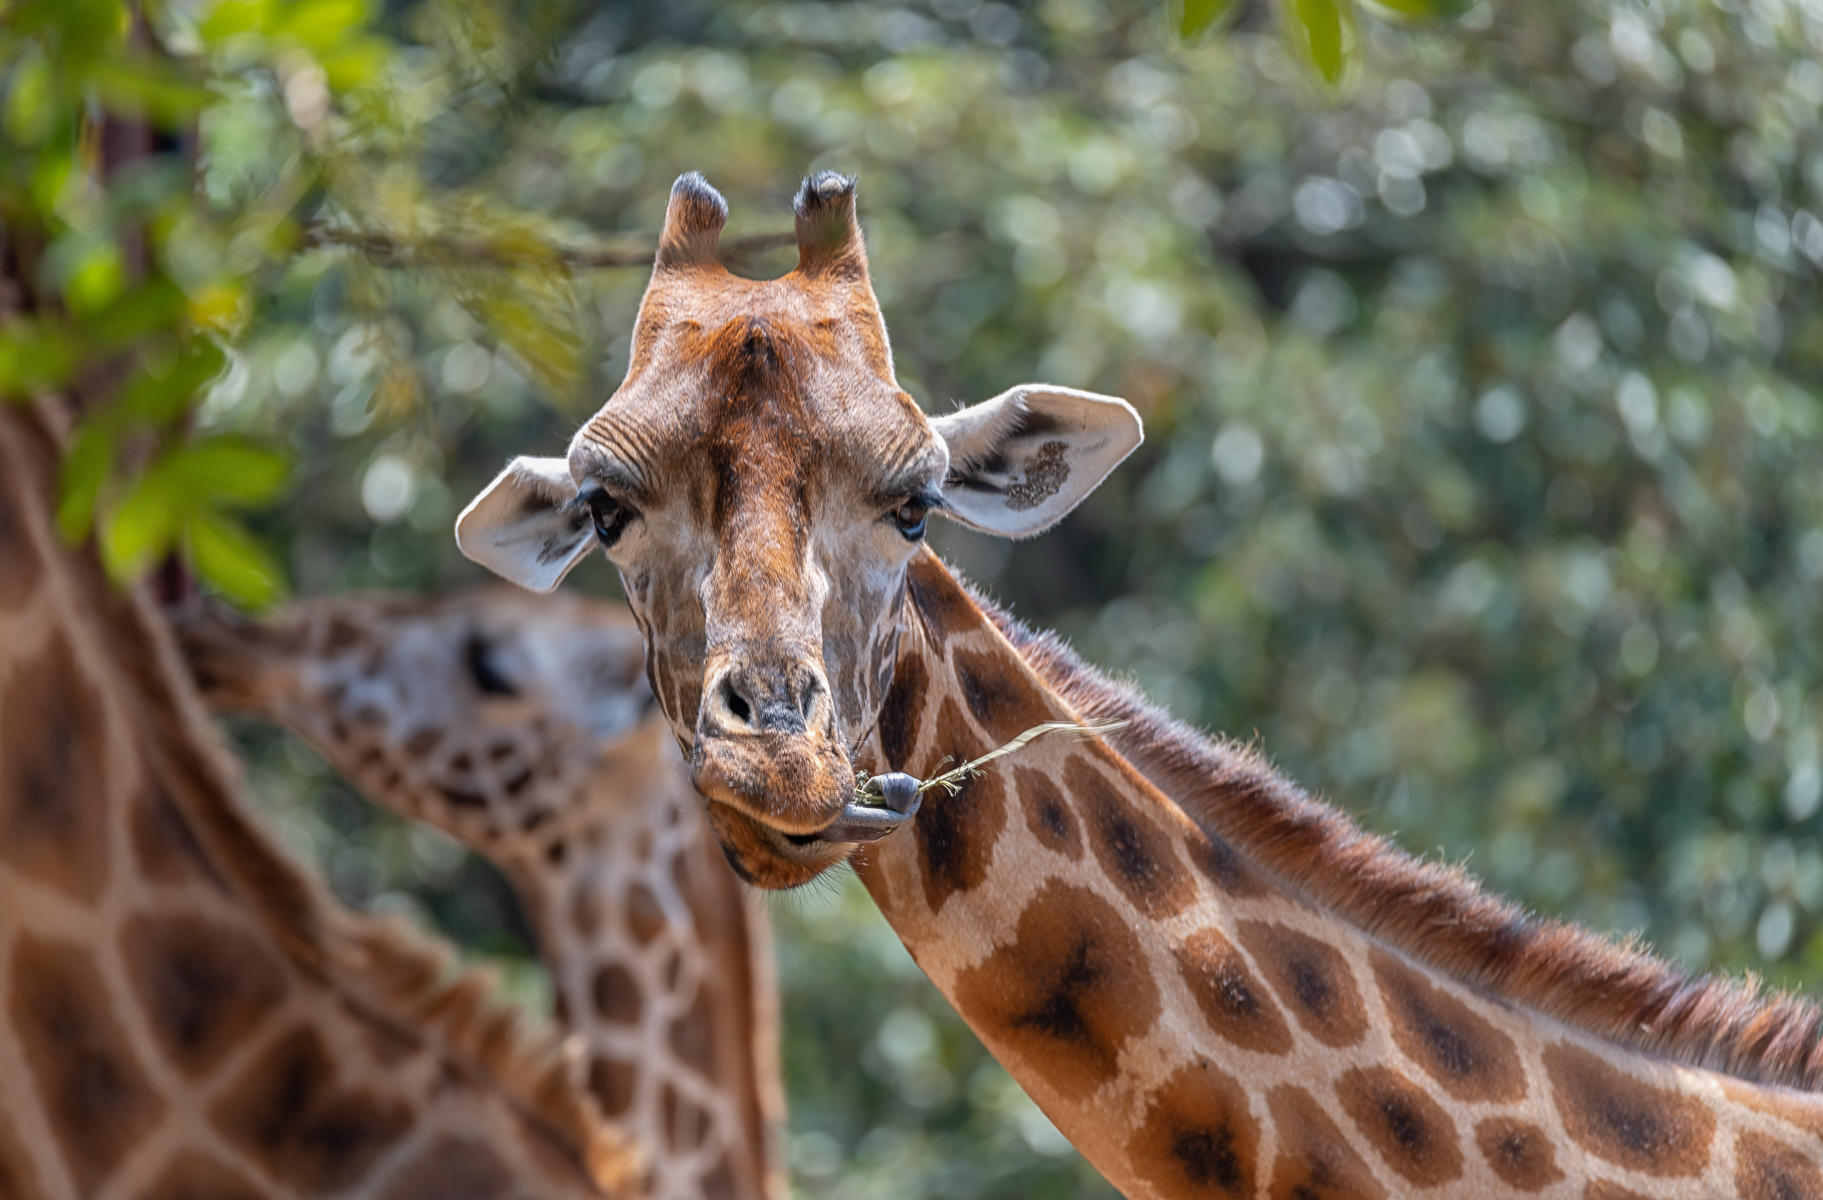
top-left (12, 0), bottom-right (1823, 1194)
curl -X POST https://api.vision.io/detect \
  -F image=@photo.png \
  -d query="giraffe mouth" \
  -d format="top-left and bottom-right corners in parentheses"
top-left (785, 772), bottom-right (922, 844)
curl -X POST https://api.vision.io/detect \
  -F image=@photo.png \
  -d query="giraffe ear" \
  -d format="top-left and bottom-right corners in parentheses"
top-left (929, 385), bottom-right (1142, 538)
top-left (455, 456), bottom-right (596, 593)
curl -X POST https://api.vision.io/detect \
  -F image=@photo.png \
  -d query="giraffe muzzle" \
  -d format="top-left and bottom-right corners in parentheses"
top-left (788, 772), bottom-right (922, 844)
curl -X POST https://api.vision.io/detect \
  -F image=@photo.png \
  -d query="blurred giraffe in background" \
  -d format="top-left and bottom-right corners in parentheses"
top-left (175, 587), bottom-right (785, 1200)
top-left (0, 405), bottom-right (638, 1200)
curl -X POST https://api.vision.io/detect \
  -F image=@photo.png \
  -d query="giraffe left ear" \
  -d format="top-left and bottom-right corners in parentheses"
top-left (455, 456), bottom-right (596, 593)
top-left (930, 385), bottom-right (1143, 538)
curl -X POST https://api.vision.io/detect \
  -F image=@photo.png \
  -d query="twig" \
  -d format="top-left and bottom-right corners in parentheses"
top-left (855, 718), bottom-right (1130, 805)
top-left (299, 224), bottom-right (797, 269)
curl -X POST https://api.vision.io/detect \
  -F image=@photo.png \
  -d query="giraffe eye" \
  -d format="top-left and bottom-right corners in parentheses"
top-left (889, 499), bottom-right (929, 542)
top-left (583, 489), bottom-right (635, 548)
top-left (463, 633), bottom-right (518, 697)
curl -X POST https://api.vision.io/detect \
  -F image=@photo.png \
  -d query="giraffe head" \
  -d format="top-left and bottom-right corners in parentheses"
top-left (456, 171), bottom-right (1141, 887)
top-left (174, 588), bottom-right (659, 858)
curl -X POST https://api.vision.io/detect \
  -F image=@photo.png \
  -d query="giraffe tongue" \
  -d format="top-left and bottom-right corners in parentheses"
top-left (797, 771), bottom-right (922, 844)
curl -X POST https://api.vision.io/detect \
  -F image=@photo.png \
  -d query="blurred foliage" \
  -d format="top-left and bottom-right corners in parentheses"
top-left (14, 0), bottom-right (1823, 1194)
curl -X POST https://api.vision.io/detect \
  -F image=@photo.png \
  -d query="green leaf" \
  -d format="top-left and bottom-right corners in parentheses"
top-left (119, 339), bottom-right (226, 423)
top-left (82, 278), bottom-right (188, 349)
top-left (92, 57), bottom-right (215, 127)
top-left (199, 0), bottom-right (280, 42)
top-left (1364, 0), bottom-right (1475, 18)
top-left (100, 459), bottom-right (184, 581)
top-left (276, 0), bottom-right (371, 54)
top-left (63, 240), bottom-right (126, 317)
top-left (1180, 0), bottom-right (1238, 38)
top-left (186, 507), bottom-right (285, 609)
top-left (56, 421), bottom-right (115, 543)
top-left (170, 436), bottom-right (291, 507)
top-left (4, 48), bottom-right (59, 145)
top-left (1291, 0), bottom-right (1352, 86)
top-left (319, 36), bottom-right (387, 91)
top-left (0, 322), bottom-right (77, 398)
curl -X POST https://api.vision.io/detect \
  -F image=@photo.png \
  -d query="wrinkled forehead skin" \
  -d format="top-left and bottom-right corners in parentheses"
top-left (575, 262), bottom-right (941, 534)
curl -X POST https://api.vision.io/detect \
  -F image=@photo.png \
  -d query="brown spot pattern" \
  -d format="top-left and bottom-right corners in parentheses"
top-left (0, 1082), bottom-right (44, 1198)
top-left (669, 984), bottom-right (720, 1075)
top-left (1735, 1130), bottom-right (1823, 1200)
top-left (9, 933), bottom-right (160, 1195)
top-left (625, 881), bottom-right (666, 944)
top-left (951, 645), bottom-right (1055, 742)
top-left (1266, 1084), bottom-right (1389, 1200)
top-left (379, 1135), bottom-right (515, 1200)
top-left (212, 1026), bottom-right (412, 1192)
top-left (1128, 1059), bottom-right (1260, 1198)
top-left (0, 471), bottom-right (36, 612)
top-left (1476, 1117), bottom-right (1564, 1191)
top-left (142, 1151), bottom-right (265, 1200)
top-left (1070, 757), bottom-right (1194, 919)
top-left (914, 699), bottom-right (1007, 912)
top-left (1582, 1183), bottom-right (1653, 1200)
top-left (589, 1055), bottom-right (638, 1117)
top-left (119, 913), bottom-right (288, 1079)
top-left (1372, 949), bottom-right (1525, 1102)
top-left (952, 881), bottom-right (1160, 1097)
top-left (592, 963), bottom-right (642, 1025)
top-left (702, 1155), bottom-right (740, 1200)
top-left (1173, 928), bottom-right (1293, 1055)
top-left (905, 556), bottom-right (980, 643)
top-left (129, 780), bottom-right (220, 886)
top-left (0, 633), bottom-right (111, 902)
top-left (1237, 921), bottom-right (1368, 1048)
top-left (1186, 829), bottom-right (1268, 897)
top-left (662, 1081), bottom-right (712, 1152)
top-left (1335, 1066), bottom-right (1462, 1187)
top-left (1543, 1042), bottom-right (1716, 1177)
top-left (1016, 766), bottom-right (1082, 860)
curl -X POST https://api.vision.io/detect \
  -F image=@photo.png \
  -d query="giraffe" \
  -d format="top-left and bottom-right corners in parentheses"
top-left (0, 404), bottom-right (641, 1200)
top-left (451, 170), bottom-right (1823, 1197)
top-left (170, 587), bottom-right (786, 1200)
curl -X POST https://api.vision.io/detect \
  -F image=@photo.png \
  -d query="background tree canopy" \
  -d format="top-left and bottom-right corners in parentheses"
top-left (6, 0), bottom-right (1823, 1195)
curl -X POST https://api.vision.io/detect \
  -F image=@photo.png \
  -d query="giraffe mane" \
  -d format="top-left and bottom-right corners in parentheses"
top-left (971, 582), bottom-right (1823, 1092)
top-left (11, 408), bottom-right (640, 1194)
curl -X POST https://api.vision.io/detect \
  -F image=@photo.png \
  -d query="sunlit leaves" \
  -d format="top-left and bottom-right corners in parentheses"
top-left (172, 436), bottom-right (289, 505)
top-left (1175, 0), bottom-right (1462, 90)
top-left (91, 56), bottom-right (215, 126)
top-left (1289, 0), bottom-right (1354, 86)
top-left (186, 506), bottom-right (284, 607)
top-left (1364, 0), bottom-right (1476, 18)
top-left (86, 434), bottom-right (291, 607)
top-left (1180, 0), bottom-right (1238, 39)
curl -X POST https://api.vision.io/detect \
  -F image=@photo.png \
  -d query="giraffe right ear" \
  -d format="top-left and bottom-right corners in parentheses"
top-left (454, 456), bottom-right (596, 594)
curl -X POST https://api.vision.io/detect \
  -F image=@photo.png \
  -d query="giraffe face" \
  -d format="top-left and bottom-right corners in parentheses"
top-left (176, 591), bottom-right (658, 855)
top-left (457, 172), bottom-right (1143, 887)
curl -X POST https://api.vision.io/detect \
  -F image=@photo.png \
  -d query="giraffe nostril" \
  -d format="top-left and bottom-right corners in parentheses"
top-left (717, 674), bottom-right (755, 729)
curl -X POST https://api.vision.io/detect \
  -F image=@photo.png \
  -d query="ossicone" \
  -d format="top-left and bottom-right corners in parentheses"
top-left (657, 171), bottom-right (728, 269)
top-left (793, 170), bottom-right (867, 279)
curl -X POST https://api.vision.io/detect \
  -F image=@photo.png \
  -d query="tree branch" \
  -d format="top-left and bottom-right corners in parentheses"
top-left (300, 224), bottom-right (797, 269)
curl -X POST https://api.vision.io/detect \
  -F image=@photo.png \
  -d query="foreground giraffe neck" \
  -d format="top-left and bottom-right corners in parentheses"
top-left (850, 552), bottom-right (1823, 1200)
top-left (0, 409), bottom-right (633, 1199)
top-left (176, 593), bottom-right (785, 1200)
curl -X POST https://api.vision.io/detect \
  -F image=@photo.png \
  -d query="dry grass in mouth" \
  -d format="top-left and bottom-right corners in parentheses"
top-left (851, 719), bottom-right (1130, 808)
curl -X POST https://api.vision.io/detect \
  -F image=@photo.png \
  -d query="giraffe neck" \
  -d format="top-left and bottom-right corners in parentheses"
top-left (0, 407), bottom-right (629, 1200)
top-left (499, 740), bottom-right (786, 1200)
top-left (188, 616), bottom-right (787, 1200)
top-left (849, 551), bottom-right (1823, 1200)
